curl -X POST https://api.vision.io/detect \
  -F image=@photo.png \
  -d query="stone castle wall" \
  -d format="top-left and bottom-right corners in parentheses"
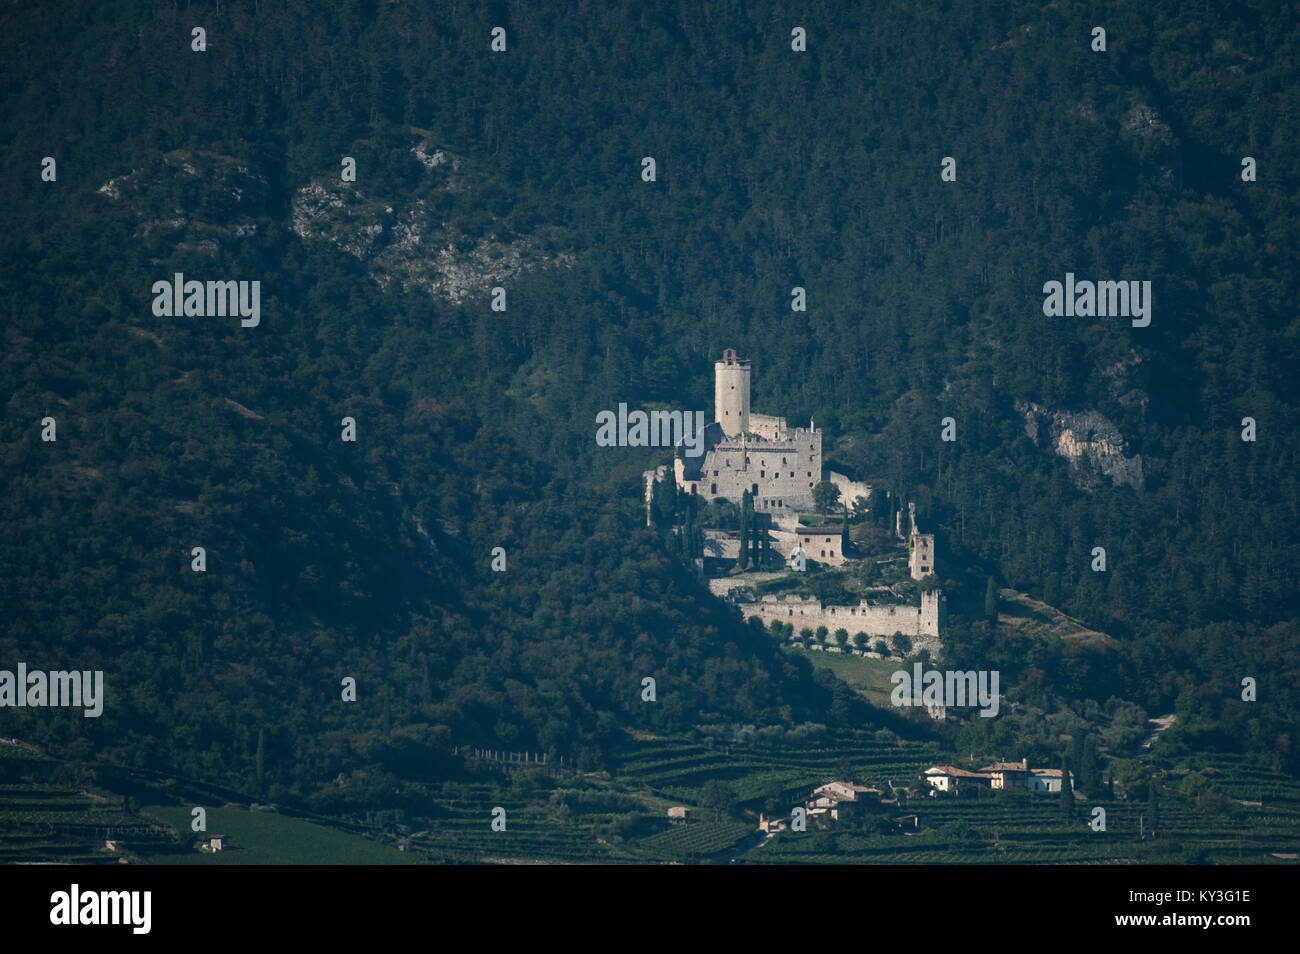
top-left (743, 591), bottom-right (946, 644)
top-left (749, 413), bottom-right (787, 440)
top-left (690, 426), bottom-right (823, 511)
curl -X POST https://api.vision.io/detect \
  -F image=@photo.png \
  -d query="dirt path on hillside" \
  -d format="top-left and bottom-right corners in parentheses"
top-left (1137, 714), bottom-right (1176, 759)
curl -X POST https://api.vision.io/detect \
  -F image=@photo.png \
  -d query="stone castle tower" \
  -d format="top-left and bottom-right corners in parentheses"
top-left (676, 347), bottom-right (822, 512)
top-left (909, 533), bottom-right (935, 580)
top-left (714, 348), bottom-right (751, 437)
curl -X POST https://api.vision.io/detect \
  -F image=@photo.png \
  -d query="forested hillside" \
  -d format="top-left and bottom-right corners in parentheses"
top-left (2, 0), bottom-right (1297, 813)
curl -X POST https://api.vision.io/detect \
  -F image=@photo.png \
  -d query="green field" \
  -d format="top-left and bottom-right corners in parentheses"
top-left (784, 645), bottom-right (901, 707)
top-left (143, 805), bottom-right (415, 865)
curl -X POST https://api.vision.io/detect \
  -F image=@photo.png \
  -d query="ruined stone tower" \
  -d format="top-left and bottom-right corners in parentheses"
top-left (909, 533), bottom-right (935, 580)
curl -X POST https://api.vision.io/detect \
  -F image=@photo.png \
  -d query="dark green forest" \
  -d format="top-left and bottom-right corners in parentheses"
top-left (1, 0), bottom-right (1298, 819)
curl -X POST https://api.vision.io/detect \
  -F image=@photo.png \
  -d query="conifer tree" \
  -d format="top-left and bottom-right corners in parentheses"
top-left (1148, 778), bottom-right (1159, 838)
top-left (650, 477), bottom-right (666, 528)
top-left (738, 491), bottom-right (752, 570)
top-left (1081, 735), bottom-right (1100, 796)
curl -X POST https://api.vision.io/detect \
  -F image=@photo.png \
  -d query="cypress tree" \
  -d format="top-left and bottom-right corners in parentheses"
top-left (1060, 755), bottom-right (1074, 822)
top-left (1148, 779), bottom-right (1159, 838)
top-left (738, 491), bottom-right (752, 570)
top-left (255, 728), bottom-right (265, 795)
top-left (1081, 735), bottom-right (1100, 796)
top-left (984, 576), bottom-right (998, 619)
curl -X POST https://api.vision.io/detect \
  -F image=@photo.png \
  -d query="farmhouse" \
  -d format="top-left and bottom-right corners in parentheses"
top-left (923, 766), bottom-right (991, 794)
top-left (981, 759), bottom-right (1031, 790)
top-left (806, 780), bottom-right (882, 819)
top-left (924, 759), bottom-right (1074, 794)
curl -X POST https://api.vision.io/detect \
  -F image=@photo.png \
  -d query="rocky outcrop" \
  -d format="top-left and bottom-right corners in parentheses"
top-left (95, 143), bottom-right (572, 305)
top-left (1101, 349), bottom-right (1149, 419)
top-left (289, 139), bottom-right (572, 303)
top-left (1017, 401), bottom-right (1144, 492)
top-left (1125, 103), bottom-right (1173, 144)
top-left (95, 150), bottom-right (268, 250)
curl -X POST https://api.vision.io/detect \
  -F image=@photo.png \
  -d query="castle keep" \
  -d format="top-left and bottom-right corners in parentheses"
top-left (675, 349), bottom-right (823, 511)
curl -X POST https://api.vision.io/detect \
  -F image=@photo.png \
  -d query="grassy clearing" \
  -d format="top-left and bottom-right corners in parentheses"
top-left (996, 588), bottom-right (1114, 647)
top-left (142, 804), bottom-right (414, 865)
top-left (783, 644), bottom-right (901, 707)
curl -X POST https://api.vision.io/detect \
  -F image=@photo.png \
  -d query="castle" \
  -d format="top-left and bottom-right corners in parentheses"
top-left (674, 349), bottom-right (824, 512)
top-left (658, 348), bottom-right (946, 650)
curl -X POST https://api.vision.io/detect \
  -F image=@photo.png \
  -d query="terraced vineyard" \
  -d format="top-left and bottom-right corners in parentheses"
top-left (614, 733), bottom-right (938, 794)
top-left (637, 820), bottom-right (753, 860)
top-left (411, 804), bottom-right (628, 864)
top-left (5, 735), bottom-right (1297, 865)
top-left (0, 783), bottom-right (176, 864)
top-left (607, 733), bottom-right (1300, 865)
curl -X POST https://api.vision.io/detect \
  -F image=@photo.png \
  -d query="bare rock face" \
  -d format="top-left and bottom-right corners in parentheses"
top-left (1017, 401), bottom-right (1144, 492)
top-left (1101, 349), bottom-right (1149, 419)
top-left (290, 139), bottom-right (572, 303)
top-left (1125, 103), bottom-right (1173, 144)
top-left (94, 140), bottom-right (572, 305)
top-left (95, 150), bottom-right (269, 251)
